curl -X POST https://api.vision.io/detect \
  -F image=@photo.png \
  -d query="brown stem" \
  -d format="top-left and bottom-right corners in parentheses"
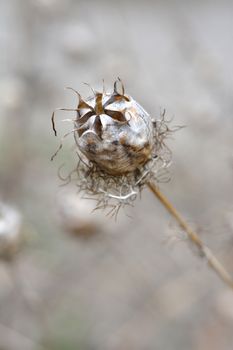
top-left (147, 181), bottom-right (233, 290)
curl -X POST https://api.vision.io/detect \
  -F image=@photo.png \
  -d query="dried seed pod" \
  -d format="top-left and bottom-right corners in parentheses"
top-left (74, 79), bottom-right (154, 176)
top-left (52, 79), bottom-right (172, 214)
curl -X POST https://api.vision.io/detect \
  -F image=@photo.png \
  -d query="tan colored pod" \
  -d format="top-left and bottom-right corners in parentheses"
top-left (74, 79), bottom-right (154, 175)
top-left (51, 79), bottom-right (171, 212)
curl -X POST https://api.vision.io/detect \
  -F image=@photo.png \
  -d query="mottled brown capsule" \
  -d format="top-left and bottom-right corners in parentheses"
top-left (51, 79), bottom-right (171, 212)
top-left (74, 79), bottom-right (154, 175)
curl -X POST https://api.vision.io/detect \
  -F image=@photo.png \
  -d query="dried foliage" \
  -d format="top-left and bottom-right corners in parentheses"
top-left (51, 80), bottom-right (233, 289)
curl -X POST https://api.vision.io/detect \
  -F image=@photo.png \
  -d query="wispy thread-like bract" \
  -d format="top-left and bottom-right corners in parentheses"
top-left (51, 79), bottom-right (176, 216)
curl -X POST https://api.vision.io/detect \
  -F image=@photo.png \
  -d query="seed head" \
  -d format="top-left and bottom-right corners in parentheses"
top-left (74, 79), bottom-right (154, 176)
top-left (52, 79), bottom-right (173, 215)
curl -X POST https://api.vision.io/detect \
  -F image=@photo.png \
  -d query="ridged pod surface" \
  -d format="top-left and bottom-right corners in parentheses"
top-left (52, 79), bottom-right (171, 213)
top-left (74, 79), bottom-right (154, 175)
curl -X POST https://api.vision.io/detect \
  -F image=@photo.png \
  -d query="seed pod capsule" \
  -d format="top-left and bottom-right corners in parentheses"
top-left (74, 79), bottom-right (154, 175)
top-left (52, 79), bottom-right (171, 213)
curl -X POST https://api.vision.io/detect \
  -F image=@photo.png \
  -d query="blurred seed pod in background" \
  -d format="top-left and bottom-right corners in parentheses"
top-left (58, 191), bottom-right (105, 238)
top-left (0, 202), bottom-right (23, 260)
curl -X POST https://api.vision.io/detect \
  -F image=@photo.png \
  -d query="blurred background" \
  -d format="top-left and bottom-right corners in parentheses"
top-left (1, 0), bottom-right (233, 349)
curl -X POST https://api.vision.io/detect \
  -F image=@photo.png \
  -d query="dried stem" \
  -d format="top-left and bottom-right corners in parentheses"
top-left (147, 181), bottom-right (233, 290)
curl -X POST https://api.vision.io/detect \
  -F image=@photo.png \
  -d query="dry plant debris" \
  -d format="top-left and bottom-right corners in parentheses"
top-left (51, 79), bottom-right (233, 290)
